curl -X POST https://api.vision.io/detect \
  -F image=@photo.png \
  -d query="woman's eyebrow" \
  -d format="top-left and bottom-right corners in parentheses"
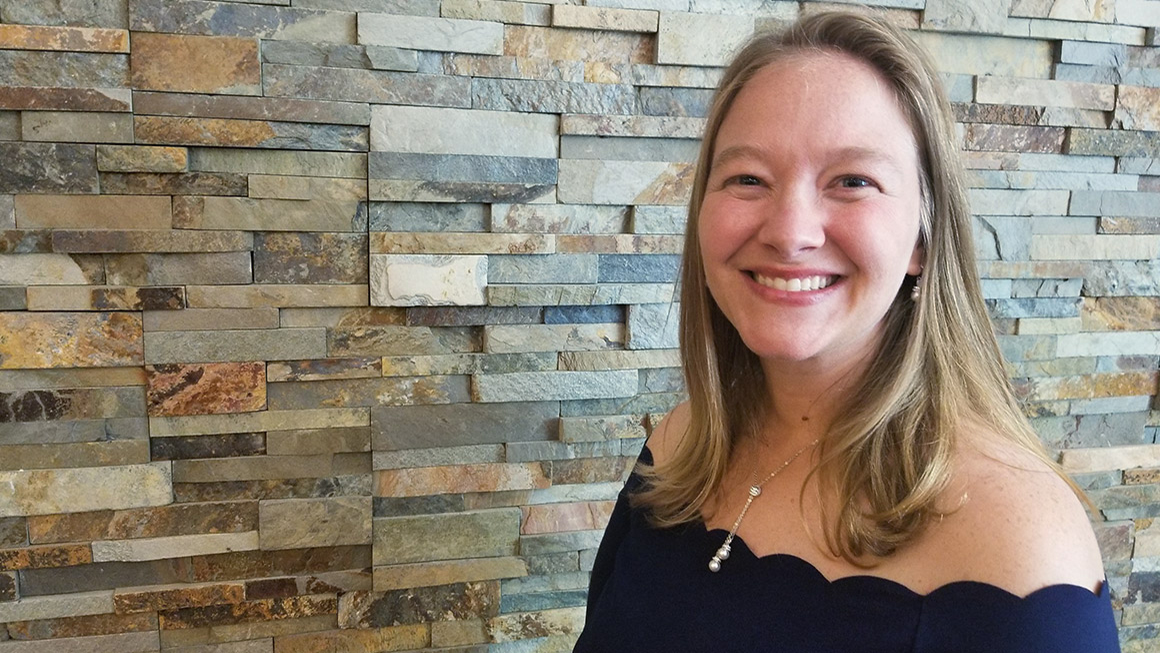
top-left (710, 144), bottom-right (767, 168)
top-left (827, 146), bottom-right (905, 173)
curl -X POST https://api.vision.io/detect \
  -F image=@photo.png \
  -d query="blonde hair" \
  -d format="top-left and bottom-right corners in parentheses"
top-left (634, 10), bottom-right (1062, 561)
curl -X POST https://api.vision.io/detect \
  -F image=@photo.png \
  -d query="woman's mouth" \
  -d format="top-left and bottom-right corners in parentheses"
top-left (751, 272), bottom-right (838, 292)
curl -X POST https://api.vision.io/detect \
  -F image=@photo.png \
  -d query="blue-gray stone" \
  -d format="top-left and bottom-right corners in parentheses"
top-left (371, 401), bottom-right (559, 450)
top-left (264, 64), bottom-right (470, 107)
top-left (1083, 261), bottom-right (1160, 296)
top-left (370, 152), bottom-right (557, 184)
top-left (129, 0), bottom-right (352, 39)
top-left (985, 298), bottom-right (1081, 319)
top-left (0, 144), bottom-right (97, 194)
top-left (560, 392), bottom-right (683, 418)
top-left (543, 305), bottom-right (625, 324)
top-left (488, 255), bottom-right (598, 284)
top-left (261, 40), bottom-right (419, 72)
top-left (372, 494), bottom-right (466, 517)
top-left (0, 51), bottom-right (127, 88)
top-left (369, 202), bottom-right (487, 232)
top-left (639, 87), bottom-right (714, 118)
top-left (499, 589), bottom-right (588, 613)
top-left (639, 367), bottom-right (683, 394)
top-left (597, 254), bottom-right (681, 283)
top-left (1010, 278), bottom-right (1083, 298)
top-left (1032, 411), bottom-right (1150, 450)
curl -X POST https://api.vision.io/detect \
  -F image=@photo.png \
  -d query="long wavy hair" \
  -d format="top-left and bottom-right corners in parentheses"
top-left (633, 10), bottom-right (1065, 561)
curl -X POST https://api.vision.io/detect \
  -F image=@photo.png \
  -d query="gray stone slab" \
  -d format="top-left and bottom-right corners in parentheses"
top-left (923, 0), bottom-right (1008, 34)
top-left (560, 391), bottom-right (683, 417)
top-left (544, 305), bottom-right (625, 325)
top-left (1071, 191), bottom-right (1160, 217)
top-left (372, 508), bottom-right (520, 565)
top-left (143, 328), bottom-right (326, 364)
top-left (1083, 261), bottom-right (1160, 296)
top-left (358, 13), bottom-right (503, 55)
top-left (491, 204), bottom-right (628, 234)
top-left (260, 496), bottom-right (371, 550)
top-left (295, 0), bottom-right (438, 11)
top-left (559, 136), bottom-right (699, 163)
top-left (632, 206), bottom-right (687, 234)
top-left (371, 401), bottom-right (558, 450)
top-left (17, 559), bottom-right (191, 596)
top-left (369, 202), bottom-right (487, 232)
top-left (0, 51), bottom-right (127, 88)
top-left (639, 87), bottom-right (713, 118)
top-left (626, 302), bottom-right (679, 350)
top-left (0, 287), bottom-right (25, 310)
top-left (473, 371), bottom-right (638, 403)
top-left (0, 143), bottom-right (97, 194)
top-left (370, 152), bottom-right (557, 184)
top-left (985, 298), bottom-right (1081, 318)
top-left (371, 104), bottom-right (558, 158)
top-left (0, 418), bottom-right (147, 446)
top-left (1, 0), bottom-right (128, 27)
top-left (188, 148), bottom-right (365, 177)
top-left (0, 591), bottom-right (115, 625)
top-left (518, 530), bottom-right (604, 555)
top-left (373, 444), bottom-right (504, 470)
top-left (471, 78), bottom-right (637, 115)
top-left (132, 91), bottom-right (371, 127)
top-left (487, 283), bottom-right (677, 306)
top-left (105, 252), bottom-right (252, 286)
top-left (129, 0), bottom-right (356, 41)
top-left (369, 179), bottom-right (553, 204)
top-left (1060, 40), bottom-right (1128, 66)
top-left (267, 375), bottom-right (471, 409)
top-left (260, 40), bottom-right (418, 72)
top-left (264, 63), bottom-right (470, 107)
top-left (597, 254), bottom-right (681, 283)
top-left (1010, 278), bottom-right (1084, 298)
top-left (975, 216), bottom-right (1032, 261)
top-left (488, 255), bottom-right (598, 284)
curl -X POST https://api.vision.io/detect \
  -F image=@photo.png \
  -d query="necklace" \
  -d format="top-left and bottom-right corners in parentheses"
top-left (708, 438), bottom-right (820, 573)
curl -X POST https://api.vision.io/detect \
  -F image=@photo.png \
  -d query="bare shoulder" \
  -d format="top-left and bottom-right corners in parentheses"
top-left (930, 431), bottom-right (1105, 597)
top-left (647, 401), bottom-right (691, 466)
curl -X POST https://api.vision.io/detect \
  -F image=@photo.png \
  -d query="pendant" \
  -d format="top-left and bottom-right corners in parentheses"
top-left (708, 544), bottom-right (731, 572)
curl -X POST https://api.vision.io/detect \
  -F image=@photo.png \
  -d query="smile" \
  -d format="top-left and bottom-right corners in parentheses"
top-left (751, 273), bottom-right (837, 292)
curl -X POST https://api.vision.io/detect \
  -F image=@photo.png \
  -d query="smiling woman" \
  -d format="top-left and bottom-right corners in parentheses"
top-left (573, 9), bottom-right (1121, 653)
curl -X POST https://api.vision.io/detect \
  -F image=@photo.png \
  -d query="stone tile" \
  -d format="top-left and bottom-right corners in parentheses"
top-left (368, 179), bottom-right (553, 204)
top-left (0, 86), bottom-right (130, 112)
top-left (558, 414), bottom-right (647, 443)
top-left (443, 0), bottom-right (550, 25)
top-left (263, 63), bottom-right (469, 107)
top-left (431, 617), bottom-right (487, 647)
top-left (1073, 191), bottom-right (1160, 218)
top-left (0, 312), bottom-right (141, 370)
top-left (358, 13), bottom-right (502, 54)
top-left (558, 349), bottom-right (679, 371)
top-left (483, 324), bottom-right (624, 354)
top-left (491, 204), bottom-right (628, 234)
top-left (131, 33), bottom-right (260, 95)
top-left (268, 374), bottom-right (469, 410)
top-left (52, 230), bottom-right (252, 254)
top-left (404, 308), bottom-right (541, 328)
top-left (134, 116), bottom-right (366, 152)
top-left (175, 196), bottom-right (364, 232)
top-left (21, 111), bottom-right (132, 143)
top-left (1069, 128), bottom-right (1160, 157)
top-left (0, 589), bottom-right (113, 623)
top-left (29, 502), bottom-right (257, 546)
top-left (487, 283), bottom-right (677, 306)
top-left (0, 143), bottom-right (97, 194)
top-left (157, 594), bottom-right (338, 630)
top-left (264, 427), bottom-right (369, 456)
top-left (519, 502), bottom-right (615, 536)
top-left (1010, 0), bottom-right (1114, 21)
top-left (253, 232), bottom-right (367, 285)
top-left (96, 145), bottom-right (188, 173)
top-left (274, 625), bottom-right (428, 653)
top-left (113, 581), bottom-right (246, 614)
top-left (0, 51), bottom-right (127, 88)
top-left (92, 532), bottom-right (258, 563)
top-left (964, 124), bottom-right (1065, 154)
top-left (370, 233), bottom-right (549, 257)
top-left (151, 407), bottom-right (367, 438)
top-left (551, 5), bottom-right (656, 31)
top-left (99, 172), bottom-right (248, 196)
top-left (975, 76), bottom-right (1114, 111)
top-left (370, 400), bottom-right (556, 451)
top-left (369, 203), bottom-right (486, 234)
top-left (143, 328), bottom-right (326, 365)
top-left (0, 517), bottom-right (26, 548)
top-left (561, 135), bottom-right (699, 162)
top-left (1030, 235), bottom-right (1160, 260)
top-left (261, 39), bottom-right (418, 72)
top-left (0, 441), bottom-right (149, 471)
top-left (488, 606), bottom-right (584, 643)
top-left (557, 159), bottom-right (692, 205)
top-left (134, 92), bottom-right (370, 129)
top-left (376, 462), bottom-right (548, 498)
top-left (909, 31), bottom-right (1052, 78)
top-left (15, 195), bottom-right (170, 231)
top-left (129, 0), bottom-right (356, 41)
top-left (145, 362), bottom-right (265, 417)
top-left (172, 455), bottom-right (333, 483)
top-left (544, 305), bottom-right (624, 325)
top-left (0, 543), bottom-right (91, 571)
top-left (372, 444), bottom-right (503, 471)
top-left (446, 53), bottom-right (584, 82)
top-left (1082, 297), bottom-right (1160, 331)
top-left (150, 433), bottom-right (266, 461)
top-left (0, 23), bottom-right (125, 52)
top-left (487, 254), bottom-right (596, 284)
top-left (559, 114), bottom-right (704, 139)
top-left (517, 530), bottom-right (603, 556)
top-left (266, 358), bottom-right (380, 383)
top-left (923, 0), bottom-right (1010, 33)
top-left (626, 303), bottom-right (679, 350)
top-left (471, 78), bottom-right (636, 115)
top-left (369, 254), bottom-right (486, 307)
top-left (372, 509), bottom-right (518, 566)
top-left (18, 559), bottom-right (192, 597)
top-left (504, 25), bottom-right (652, 65)
top-left (370, 152), bottom-right (556, 185)
top-left (188, 149), bottom-right (365, 179)
top-left (258, 497), bottom-right (371, 550)
top-left (370, 105), bottom-right (556, 158)
top-left (0, 630), bottom-right (159, 652)
top-left (472, 370), bottom-right (638, 403)
top-left (656, 11), bottom-right (753, 66)
top-left (4, 611), bottom-right (157, 640)
top-left (374, 557), bottom-right (526, 592)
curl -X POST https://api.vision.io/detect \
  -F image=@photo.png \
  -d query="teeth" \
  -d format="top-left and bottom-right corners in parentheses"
top-left (753, 273), bottom-right (835, 293)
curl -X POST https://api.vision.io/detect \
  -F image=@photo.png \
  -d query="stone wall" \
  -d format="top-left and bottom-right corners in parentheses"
top-left (0, 0), bottom-right (1158, 651)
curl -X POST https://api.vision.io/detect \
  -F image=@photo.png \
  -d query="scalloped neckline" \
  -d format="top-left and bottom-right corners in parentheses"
top-left (696, 522), bottom-right (1106, 602)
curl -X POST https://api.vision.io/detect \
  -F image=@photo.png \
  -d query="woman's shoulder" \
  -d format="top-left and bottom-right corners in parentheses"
top-left (645, 400), bottom-right (691, 466)
top-left (924, 428), bottom-right (1106, 597)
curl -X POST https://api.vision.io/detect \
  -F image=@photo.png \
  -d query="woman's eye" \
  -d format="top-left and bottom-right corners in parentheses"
top-left (839, 176), bottom-right (873, 189)
top-left (734, 175), bottom-right (761, 186)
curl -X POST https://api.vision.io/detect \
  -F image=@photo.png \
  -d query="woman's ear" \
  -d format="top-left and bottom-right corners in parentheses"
top-left (908, 242), bottom-right (925, 276)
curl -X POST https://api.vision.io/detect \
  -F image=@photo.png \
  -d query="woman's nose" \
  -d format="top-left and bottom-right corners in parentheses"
top-left (755, 186), bottom-right (826, 256)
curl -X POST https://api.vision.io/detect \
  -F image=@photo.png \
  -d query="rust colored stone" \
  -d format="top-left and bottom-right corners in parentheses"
top-left (964, 123), bottom-right (1065, 154)
top-left (114, 581), bottom-right (246, 614)
top-left (135, 116), bottom-right (278, 148)
top-left (150, 433), bottom-right (266, 461)
top-left (191, 545), bottom-right (372, 583)
top-left (0, 312), bottom-right (142, 369)
top-left (1099, 216), bottom-right (1160, 234)
top-left (245, 577), bottom-right (298, 600)
top-left (131, 33), bottom-right (260, 95)
top-left (0, 543), bottom-right (91, 571)
top-left (51, 229), bottom-right (253, 253)
top-left (5, 611), bottom-right (157, 640)
top-left (158, 594), bottom-right (338, 630)
top-left (375, 463), bottom-right (549, 498)
top-left (548, 457), bottom-right (633, 485)
top-left (0, 87), bottom-right (130, 111)
top-left (0, 24), bottom-right (128, 53)
top-left (28, 502), bottom-right (259, 545)
top-left (1125, 468), bottom-right (1160, 485)
top-left (276, 624), bottom-right (429, 653)
top-left (1082, 297), bottom-right (1160, 331)
top-left (90, 286), bottom-right (185, 311)
top-left (520, 501), bottom-right (616, 535)
top-left (952, 102), bottom-right (1044, 125)
top-left (100, 172), bottom-right (248, 196)
top-left (145, 362), bottom-right (266, 417)
top-left (505, 25), bottom-right (653, 64)
top-left (1015, 371), bottom-right (1159, 402)
top-left (338, 582), bottom-right (499, 628)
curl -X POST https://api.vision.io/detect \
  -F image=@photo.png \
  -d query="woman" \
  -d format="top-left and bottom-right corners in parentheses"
top-left (574, 10), bottom-right (1120, 653)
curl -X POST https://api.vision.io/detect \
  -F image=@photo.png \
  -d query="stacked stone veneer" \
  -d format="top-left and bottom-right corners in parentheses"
top-left (1, 0), bottom-right (1160, 651)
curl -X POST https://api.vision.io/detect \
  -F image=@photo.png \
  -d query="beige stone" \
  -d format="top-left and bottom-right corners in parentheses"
top-left (1116, 85), bottom-right (1160, 131)
top-left (0, 463), bottom-right (172, 517)
top-left (259, 497), bottom-right (371, 550)
top-left (376, 462), bottom-right (549, 497)
top-left (372, 508), bottom-right (520, 565)
top-left (246, 176), bottom-right (365, 201)
top-left (557, 159), bottom-right (693, 205)
top-left (370, 255), bottom-right (486, 307)
top-left (0, 590), bottom-right (114, 624)
top-left (175, 196), bottom-right (363, 232)
top-left (0, 253), bottom-right (91, 285)
top-left (909, 31), bottom-right (1053, 78)
top-left (504, 25), bottom-right (653, 64)
top-left (552, 5), bottom-right (658, 32)
top-left (371, 105), bottom-right (557, 158)
top-left (656, 12), bottom-right (754, 66)
top-left (1030, 235), bottom-right (1160, 260)
top-left (374, 557), bottom-right (527, 591)
top-left (0, 631), bottom-right (160, 653)
top-left (0, 312), bottom-right (142, 369)
top-left (432, 618), bottom-right (489, 648)
top-left (150, 407), bottom-right (369, 437)
top-left (370, 233), bottom-right (553, 255)
top-left (21, 111), bottom-right (133, 143)
top-left (96, 145), bottom-right (188, 173)
top-left (488, 606), bottom-right (585, 643)
top-left (92, 532), bottom-right (259, 562)
top-left (558, 348), bottom-right (680, 371)
top-left (1011, 0), bottom-right (1114, 22)
top-left (15, 195), bottom-right (171, 229)
top-left (0, 24), bottom-right (129, 53)
top-left (358, 13), bottom-right (504, 54)
top-left (185, 285), bottom-right (368, 309)
top-left (443, 0), bottom-right (551, 25)
top-left (975, 76), bottom-right (1115, 111)
top-left (0, 367), bottom-right (144, 391)
top-left (275, 625), bottom-right (427, 653)
top-left (1060, 443), bottom-right (1160, 472)
top-left (484, 323), bottom-right (625, 353)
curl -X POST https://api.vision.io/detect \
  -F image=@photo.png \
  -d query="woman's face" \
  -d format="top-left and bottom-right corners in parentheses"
top-left (698, 52), bottom-right (925, 372)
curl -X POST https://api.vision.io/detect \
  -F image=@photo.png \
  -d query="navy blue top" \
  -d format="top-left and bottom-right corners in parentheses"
top-left (574, 446), bottom-right (1121, 653)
